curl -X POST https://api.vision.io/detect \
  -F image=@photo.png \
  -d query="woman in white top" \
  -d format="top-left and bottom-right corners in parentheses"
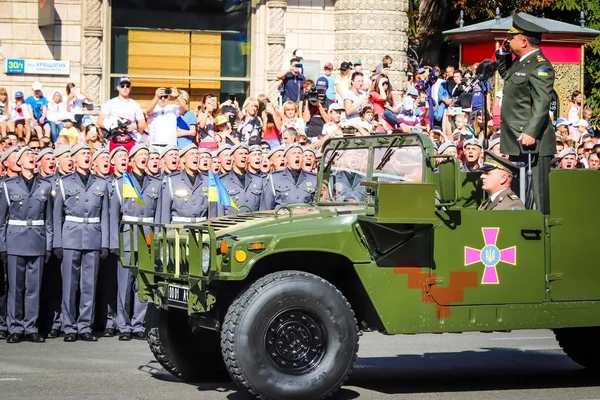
top-left (343, 72), bottom-right (369, 126)
top-left (47, 91), bottom-right (67, 142)
top-left (65, 82), bottom-right (92, 129)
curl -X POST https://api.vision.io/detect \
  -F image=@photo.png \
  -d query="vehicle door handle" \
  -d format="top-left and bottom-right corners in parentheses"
top-left (521, 229), bottom-right (542, 240)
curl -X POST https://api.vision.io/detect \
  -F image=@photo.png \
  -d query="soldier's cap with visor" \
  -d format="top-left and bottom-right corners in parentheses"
top-left (210, 150), bottom-right (218, 158)
top-left (53, 145), bottom-right (71, 158)
top-left (480, 151), bottom-right (519, 176)
top-left (248, 145), bottom-right (262, 154)
top-left (268, 145), bottom-right (285, 158)
top-left (179, 143), bottom-right (199, 158)
top-left (91, 147), bottom-right (108, 162)
top-left (216, 144), bottom-right (232, 157)
top-left (438, 141), bottom-right (457, 154)
top-left (488, 137), bottom-right (501, 151)
top-left (557, 147), bottom-right (577, 160)
top-left (129, 143), bottom-right (149, 159)
top-left (231, 143), bottom-right (249, 155)
top-left (1, 147), bottom-right (18, 163)
top-left (508, 12), bottom-right (549, 41)
top-left (283, 142), bottom-right (303, 157)
top-left (71, 143), bottom-right (91, 156)
top-left (15, 146), bottom-right (33, 163)
top-left (109, 146), bottom-right (128, 160)
top-left (36, 147), bottom-right (54, 162)
top-left (463, 137), bottom-right (482, 149)
top-left (148, 146), bottom-right (161, 156)
top-left (198, 147), bottom-right (212, 156)
top-left (160, 144), bottom-right (179, 158)
top-left (303, 147), bottom-right (316, 156)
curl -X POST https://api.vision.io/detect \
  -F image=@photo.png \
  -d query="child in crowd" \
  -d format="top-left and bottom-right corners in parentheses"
top-left (58, 115), bottom-right (80, 145)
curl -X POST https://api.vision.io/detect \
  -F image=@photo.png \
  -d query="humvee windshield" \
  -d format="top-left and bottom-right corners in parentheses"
top-left (319, 145), bottom-right (424, 203)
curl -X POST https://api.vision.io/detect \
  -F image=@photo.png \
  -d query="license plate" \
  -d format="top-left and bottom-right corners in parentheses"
top-left (167, 284), bottom-right (188, 307)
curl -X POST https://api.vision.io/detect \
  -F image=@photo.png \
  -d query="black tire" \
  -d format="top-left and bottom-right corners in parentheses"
top-left (554, 327), bottom-right (600, 370)
top-left (146, 304), bottom-right (227, 382)
top-left (221, 271), bottom-right (359, 400)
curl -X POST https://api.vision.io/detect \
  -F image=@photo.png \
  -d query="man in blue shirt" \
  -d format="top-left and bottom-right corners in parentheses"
top-left (25, 81), bottom-right (50, 139)
top-left (277, 58), bottom-right (305, 104)
top-left (321, 62), bottom-right (336, 101)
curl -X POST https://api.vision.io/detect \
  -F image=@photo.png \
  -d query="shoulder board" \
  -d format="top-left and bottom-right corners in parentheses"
top-left (4, 176), bottom-right (18, 183)
top-left (169, 171), bottom-right (182, 178)
top-left (94, 175), bottom-right (107, 181)
top-left (536, 55), bottom-right (545, 62)
top-left (508, 194), bottom-right (520, 200)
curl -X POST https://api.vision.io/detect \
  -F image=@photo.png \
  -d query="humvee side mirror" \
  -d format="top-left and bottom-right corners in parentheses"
top-left (430, 155), bottom-right (460, 207)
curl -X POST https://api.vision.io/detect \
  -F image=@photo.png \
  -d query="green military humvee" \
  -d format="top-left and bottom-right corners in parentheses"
top-left (121, 134), bottom-right (600, 400)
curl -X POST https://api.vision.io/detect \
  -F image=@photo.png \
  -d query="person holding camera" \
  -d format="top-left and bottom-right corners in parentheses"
top-left (277, 58), bottom-right (306, 104)
top-left (302, 77), bottom-right (332, 142)
top-left (146, 86), bottom-right (187, 148)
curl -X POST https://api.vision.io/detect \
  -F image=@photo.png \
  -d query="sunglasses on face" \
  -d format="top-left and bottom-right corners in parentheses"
top-left (159, 95), bottom-right (169, 100)
top-left (298, 141), bottom-right (308, 145)
top-left (119, 84), bottom-right (131, 89)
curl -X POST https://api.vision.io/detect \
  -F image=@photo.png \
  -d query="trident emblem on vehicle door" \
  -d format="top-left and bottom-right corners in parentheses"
top-left (464, 228), bottom-right (516, 284)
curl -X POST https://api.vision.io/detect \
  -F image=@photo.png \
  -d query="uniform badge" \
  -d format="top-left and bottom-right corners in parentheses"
top-left (306, 182), bottom-right (313, 191)
top-left (51, 189), bottom-right (56, 197)
top-left (202, 187), bottom-right (208, 196)
top-left (537, 68), bottom-right (549, 77)
top-left (175, 189), bottom-right (188, 198)
top-left (515, 72), bottom-right (526, 77)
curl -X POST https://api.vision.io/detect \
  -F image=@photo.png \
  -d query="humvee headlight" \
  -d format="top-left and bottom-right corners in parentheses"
top-left (202, 244), bottom-right (210, 274)
top-left (234, 250), bottom-right (247, 263)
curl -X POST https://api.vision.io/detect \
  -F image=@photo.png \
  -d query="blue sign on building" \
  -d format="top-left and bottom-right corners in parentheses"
top-left (5, 59), bottom-right (25, 74)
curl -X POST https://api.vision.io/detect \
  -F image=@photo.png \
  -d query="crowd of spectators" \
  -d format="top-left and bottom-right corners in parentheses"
top-left (0, 54), bottom-right (598, 177)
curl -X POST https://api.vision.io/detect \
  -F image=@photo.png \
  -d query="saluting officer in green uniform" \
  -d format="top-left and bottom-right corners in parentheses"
top-left (496, 13), bottom-right (556, 214)
top-left (479, 152), bottom-right (525, 211)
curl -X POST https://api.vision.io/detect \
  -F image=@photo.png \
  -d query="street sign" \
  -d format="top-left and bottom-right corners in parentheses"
top-left (4, 59), bottom-right (70, 75)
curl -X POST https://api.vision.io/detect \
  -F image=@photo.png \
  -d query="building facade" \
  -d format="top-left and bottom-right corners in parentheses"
top-left (0, 0), bottom-right (408, 111)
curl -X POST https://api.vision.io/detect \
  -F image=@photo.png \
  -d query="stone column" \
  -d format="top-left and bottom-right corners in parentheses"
top-left (266, 0), bottom-right (286, 102)
top-left (334, 0), bottom-right (409, 92)
top-left (82, 0), bottom-right (104, 113)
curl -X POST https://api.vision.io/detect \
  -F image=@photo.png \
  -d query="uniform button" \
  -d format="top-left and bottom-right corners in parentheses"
top-left (85, 199), bottom-right (89, 202)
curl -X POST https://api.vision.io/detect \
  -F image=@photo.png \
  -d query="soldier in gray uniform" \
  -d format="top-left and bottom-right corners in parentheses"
top-left (92, 148), bottom-right (110, 178)
top-left (37, 147), bottom-right (63, 338)
top-left (160, 144), bottom-right (221, 224)
top-left (220, 143), bottom-right (264, 215)
top-left (159, 145), bottom-right (180, 179)
top-left (146, 147), bottom-right (161, 177)
top-left (268, 146), bottom-right (285, 172)
top-left (0, 147), bottom-right (53, 343)
top-left (109, 144), bottom-right (161, 341)
top-left (246, 145), bottom-right (264, 177)
top-left (99, 146), bottom-right (128, 337)
top-left (260, 143), bottom-right (317, 210)
top-left (330, 151), bottom-right (366, 203)
top-left (0, 147), bottom-right (20, 339)
top-left (37, 148), bottom-right (56, 178)
top-left (55, 145), bottom-right (74, 177)
top-left (53, 143), bottom-right (110, 342)
top-left (217, 145), bottom-right (233, 176)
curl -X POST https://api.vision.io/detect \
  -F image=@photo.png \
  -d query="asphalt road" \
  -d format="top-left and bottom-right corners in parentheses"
top-left (1, 330), bottom-right (599, 400)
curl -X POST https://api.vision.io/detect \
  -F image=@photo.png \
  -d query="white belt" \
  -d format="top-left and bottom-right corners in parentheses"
top-left (172, 216), bottom-right (206, 223)
top-left (65, 216), bottom-right (100, 224)
top-left (122, 216), bottom-right (153, 223)
top-left (8, 219), bottom-right (44, 226)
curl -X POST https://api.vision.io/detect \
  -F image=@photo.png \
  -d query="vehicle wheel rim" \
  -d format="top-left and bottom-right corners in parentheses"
top-left (264, 309), bottom-right (326, 375)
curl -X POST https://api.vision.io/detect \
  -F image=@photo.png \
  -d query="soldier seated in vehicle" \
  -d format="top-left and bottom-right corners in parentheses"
top-left (479, 151), bottom-right (525, 211)
top-left (329, 149), bottom-right (367, 202)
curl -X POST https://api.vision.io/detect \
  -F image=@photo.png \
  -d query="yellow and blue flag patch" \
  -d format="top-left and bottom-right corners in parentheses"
top-left (122, 171), bottom-right (146, 206)
top-left (537, 68), bottom-right (549, 77)
top-left (208, 171), bottom-right (238, 209)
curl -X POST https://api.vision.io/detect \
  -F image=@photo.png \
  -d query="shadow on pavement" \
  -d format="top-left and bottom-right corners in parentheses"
top-left (349, 347), bottom-right (600, 394)
top-left (138, 347), bottom-right (600, 398)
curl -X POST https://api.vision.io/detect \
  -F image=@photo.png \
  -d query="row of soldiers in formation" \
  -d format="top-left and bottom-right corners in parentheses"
top-left (0, 141), bottom-right (319, 343)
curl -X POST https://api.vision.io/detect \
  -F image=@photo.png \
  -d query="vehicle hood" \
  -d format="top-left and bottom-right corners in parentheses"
top-left (207, 205), bottom-right (367, 238)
